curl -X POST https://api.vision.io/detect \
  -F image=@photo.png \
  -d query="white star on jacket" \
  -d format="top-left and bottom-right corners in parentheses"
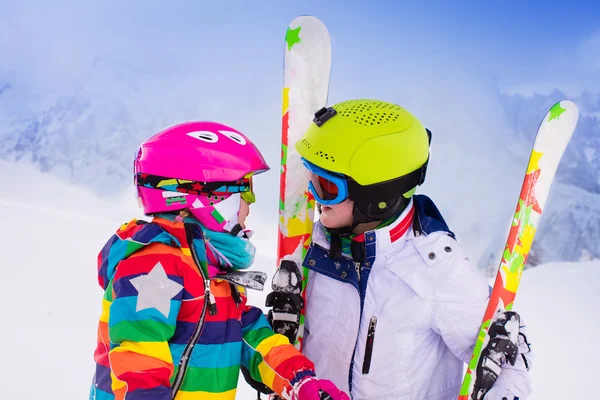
top-left (129, 261), bottom-right (184, 318)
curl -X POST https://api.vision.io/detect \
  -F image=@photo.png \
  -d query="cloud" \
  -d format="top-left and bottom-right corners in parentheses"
top-left (0, 0), bottom-right (283, 102)
top-left (578, 31), bottom-right (600, 72)
top-left (505, 30), bottom-right (600, 97)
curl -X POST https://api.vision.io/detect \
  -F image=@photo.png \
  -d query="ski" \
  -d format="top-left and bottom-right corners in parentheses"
top-left (458, 100), bottom-right (580, 399)
top-left (268, 15), bottom-right (331, 351)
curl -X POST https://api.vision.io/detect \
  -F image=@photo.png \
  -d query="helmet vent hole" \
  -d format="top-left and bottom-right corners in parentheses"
top-left (336, 100), bottom-right (404, 126)
top-left (316, 150), bottom-right (335, 162)
top-left (301, 138), bottom-right (312, 149)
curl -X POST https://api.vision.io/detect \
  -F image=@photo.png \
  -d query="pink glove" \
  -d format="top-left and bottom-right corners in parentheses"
top-left (294, 377), bottom-right (350, 400)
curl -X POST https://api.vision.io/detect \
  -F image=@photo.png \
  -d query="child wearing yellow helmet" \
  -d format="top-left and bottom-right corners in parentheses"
top-left (274, 99), bottom-right (535, 399)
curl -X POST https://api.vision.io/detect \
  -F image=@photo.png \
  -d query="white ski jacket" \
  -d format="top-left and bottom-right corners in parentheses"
top-left (302, 195), bottom-right (533, 400)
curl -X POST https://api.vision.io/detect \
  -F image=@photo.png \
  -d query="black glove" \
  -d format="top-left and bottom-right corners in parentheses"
top-left (265, 260), bottom-right (304, 344)
top-left (474, 311), bottom-right (521, 400)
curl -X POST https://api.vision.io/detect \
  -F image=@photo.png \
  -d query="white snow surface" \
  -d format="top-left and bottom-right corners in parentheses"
top-left (1, 160), bottom-right (598, 399)
top-left (518, 261), bottom-right (600, 400)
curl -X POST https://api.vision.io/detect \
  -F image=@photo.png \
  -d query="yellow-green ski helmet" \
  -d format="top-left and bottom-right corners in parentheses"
top-left (296, 99), bottom-right (431, 224)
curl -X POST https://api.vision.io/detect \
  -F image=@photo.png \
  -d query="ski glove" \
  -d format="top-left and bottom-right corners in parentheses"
top-left (478, 311), bottom-right (533, 400)
top-left (265, 260), bottom-right (305, 344)
top-left (291, 377), bottom-right (350, 400)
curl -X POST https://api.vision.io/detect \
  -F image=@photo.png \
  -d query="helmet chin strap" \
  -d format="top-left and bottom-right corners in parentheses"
top-left (229, 223), bottom-right (252, 239)
top-left (205, 193), bottom-right (253, 239)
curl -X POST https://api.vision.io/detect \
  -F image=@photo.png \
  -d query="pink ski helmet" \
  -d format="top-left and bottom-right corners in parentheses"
top-left (133, 121), bottom-right (270, 234)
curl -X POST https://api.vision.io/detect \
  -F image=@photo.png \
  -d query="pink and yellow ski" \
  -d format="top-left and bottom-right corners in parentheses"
top-left (459, 100), bottom-right (579, 399)
top-left (276, 16), bottom-right (331, 350)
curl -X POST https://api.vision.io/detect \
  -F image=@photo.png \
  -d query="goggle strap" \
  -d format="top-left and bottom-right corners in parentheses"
top-left (347, 162), bottom-right (427, 202)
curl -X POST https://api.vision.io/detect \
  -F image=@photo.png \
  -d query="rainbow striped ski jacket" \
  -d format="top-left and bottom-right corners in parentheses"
top-left (90, 217), bottom-right (315, 400)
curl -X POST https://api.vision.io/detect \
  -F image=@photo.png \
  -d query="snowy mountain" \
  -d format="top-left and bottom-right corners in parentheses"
top-left (500, 90), bottom-right (600, 193)
top-left (0, 62), bottom-right (212, 191)
top-left (1, 161), bottom-right (597, 399)
top-left (1, 61), bottom-right (598, 267)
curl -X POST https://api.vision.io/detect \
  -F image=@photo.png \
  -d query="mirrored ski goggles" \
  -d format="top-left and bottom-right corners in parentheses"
top-left (301, 158), bottom-right (349, 205)
top-left (135, 172), bottom-right (256, 204)
top-left (240, 173), bottom-right (256, 204)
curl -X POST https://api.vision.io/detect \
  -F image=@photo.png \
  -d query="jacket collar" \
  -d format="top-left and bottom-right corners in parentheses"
top-left (312, 198), bottom-right (416, 258)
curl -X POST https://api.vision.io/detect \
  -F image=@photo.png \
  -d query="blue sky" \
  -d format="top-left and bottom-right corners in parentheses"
top-left (2, 0), bottom-right (599, 97)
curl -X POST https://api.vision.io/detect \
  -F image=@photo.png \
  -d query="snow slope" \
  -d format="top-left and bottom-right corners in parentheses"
top-left (517, 260), bottom-right (600, 400)
top-left (1, 161), bottom-right (598, 399)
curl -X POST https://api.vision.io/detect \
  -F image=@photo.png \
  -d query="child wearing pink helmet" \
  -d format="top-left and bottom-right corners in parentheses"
top-left (90, 121), bottom-right (348, 400)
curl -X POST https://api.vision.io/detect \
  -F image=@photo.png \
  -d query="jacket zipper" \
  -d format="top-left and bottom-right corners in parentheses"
top-left (348, 259), bottom-right (365, 393)
top-left (171, 225), bottom-right (217, 398)
top-left (362, 316), bottom-right (377, 374)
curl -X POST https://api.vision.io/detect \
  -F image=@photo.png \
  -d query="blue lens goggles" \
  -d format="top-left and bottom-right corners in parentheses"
top-left (301, 158), bottom-right (349, 205)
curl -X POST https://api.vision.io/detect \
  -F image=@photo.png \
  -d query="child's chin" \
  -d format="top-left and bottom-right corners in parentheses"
top-left (320, 214), bottom-right (344, 229)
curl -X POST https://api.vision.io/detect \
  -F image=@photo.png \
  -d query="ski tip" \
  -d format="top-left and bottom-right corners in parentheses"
top-left (286, 14), bottom-right (330, 36)
top-left (545, 100), bottom-right (579, 123)
top-left (290, 14), bottom-right (326, 25)
top-left (284, 14), bottom-right (331, 62)
top-left (539, 99), bottom-right (580, 136)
